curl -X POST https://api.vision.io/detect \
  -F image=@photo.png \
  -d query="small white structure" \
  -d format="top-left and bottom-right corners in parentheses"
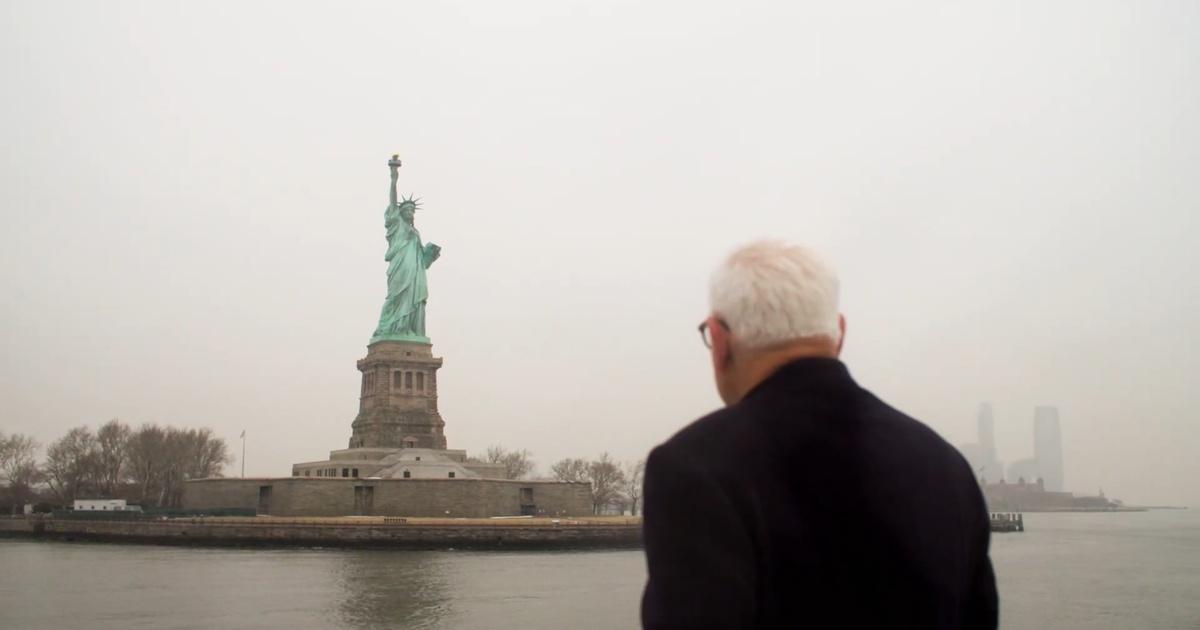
top-left (73, 499), bottom-right (141, 512)
top-left (293, 447), bottom-right (507, 480)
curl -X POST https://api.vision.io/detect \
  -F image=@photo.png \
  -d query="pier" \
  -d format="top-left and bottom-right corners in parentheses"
top-left (990, 512), bottom-right (1024, 533)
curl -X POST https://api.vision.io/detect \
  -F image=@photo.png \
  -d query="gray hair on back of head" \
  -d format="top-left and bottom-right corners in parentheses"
top-left (709, 240), bottom-right (841, 349)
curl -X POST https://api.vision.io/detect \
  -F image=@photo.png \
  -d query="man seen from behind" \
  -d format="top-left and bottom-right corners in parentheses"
top-left (640, 240), bottom-right (998, 629)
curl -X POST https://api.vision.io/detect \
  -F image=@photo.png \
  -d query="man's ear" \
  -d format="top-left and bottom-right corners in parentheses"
top-left (836, 314), bottom-right (847, 356)
top-left (710, 316), bottom-right (733, 370)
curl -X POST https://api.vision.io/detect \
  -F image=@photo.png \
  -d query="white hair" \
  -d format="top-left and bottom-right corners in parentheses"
top-left (709, 240), bottom-right (841, 349)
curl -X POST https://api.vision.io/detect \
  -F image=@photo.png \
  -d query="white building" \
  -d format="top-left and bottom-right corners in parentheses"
top-left (73, 499), bottom-right (141, 512)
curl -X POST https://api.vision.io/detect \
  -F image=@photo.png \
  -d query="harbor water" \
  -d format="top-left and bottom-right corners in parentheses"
top-left (1, 510), bottom-right (1196, 629)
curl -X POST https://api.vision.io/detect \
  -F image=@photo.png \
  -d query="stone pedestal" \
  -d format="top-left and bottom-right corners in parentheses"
top-left (349, 341), bottom-right (447, 450)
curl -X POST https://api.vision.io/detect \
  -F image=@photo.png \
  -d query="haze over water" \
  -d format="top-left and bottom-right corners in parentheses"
top-left (2, 511), bottom-right (1197, 630)
top-left (2, 1), bottom-right (1197, 507)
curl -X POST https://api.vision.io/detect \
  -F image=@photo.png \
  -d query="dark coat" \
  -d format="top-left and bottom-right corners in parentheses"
top-left (641, 358), bottom-right (998, 629)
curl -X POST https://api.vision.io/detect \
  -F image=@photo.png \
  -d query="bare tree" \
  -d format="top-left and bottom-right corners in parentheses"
top-left (0, 432), bottom-right (41, 508)
top-left (126, 423), bottom-right (167, 505)
top-left (156, 427), bottom-right (233, 508)
top-left (157, 428), bottom-right (194, 508)
top-left (500, 449), bottom-right (534, 480)
top-left (182, 427), bottom-right (232, 480)
top-left (96, 419), bottom-right (131, 496)
top-left (475, 445), bottom-right (535, 480)
top-left (550, 457), bottom-right (590, 483)
top-left (484, 445), bottom-right (506, 464)
top-left (44, 426), bottom-right (100, 503)
top-left (157, 428), bottom-right (188, 507)
top-left (622, 459), bottom-right (646, 516)
top-left (587, 452), bottom-right (626, 515)
top-left (121, 424), bottom-right (232, 507)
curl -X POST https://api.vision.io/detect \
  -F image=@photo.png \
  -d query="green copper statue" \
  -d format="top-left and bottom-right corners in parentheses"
top-left (371, 155), bottom-right (441, 344)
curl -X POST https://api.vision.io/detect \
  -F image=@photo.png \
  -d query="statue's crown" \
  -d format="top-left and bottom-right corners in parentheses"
top-left (400, 194), bottom-right (422, 209)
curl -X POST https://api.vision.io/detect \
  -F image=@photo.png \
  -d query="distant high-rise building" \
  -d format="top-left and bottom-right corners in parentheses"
top-left (958, 403), bottom-right (1004, 483)
top-left (976, 403), bottom-right (1003, 481)
top-left (977, 403), bottom-right (996, 463)
top-left (1033, 406), bottom-right (1064, 492)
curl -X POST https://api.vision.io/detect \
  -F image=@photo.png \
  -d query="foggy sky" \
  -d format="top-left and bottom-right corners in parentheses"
top-left (1, 1), bottom-right (1196, 506)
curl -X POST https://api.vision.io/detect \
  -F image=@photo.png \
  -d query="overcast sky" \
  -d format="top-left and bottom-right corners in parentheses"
top-left (2, 1), bottom-right (1196, 506)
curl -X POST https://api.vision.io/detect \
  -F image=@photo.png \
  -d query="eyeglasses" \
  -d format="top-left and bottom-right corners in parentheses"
top-left (697, 319), bottom-right (729, 349)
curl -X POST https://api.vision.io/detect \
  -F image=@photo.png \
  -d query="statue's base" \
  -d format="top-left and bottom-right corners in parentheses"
top-left (370, 333), bottom-right (430, 345)
top-left (350, 340), bottom-right (447, 450)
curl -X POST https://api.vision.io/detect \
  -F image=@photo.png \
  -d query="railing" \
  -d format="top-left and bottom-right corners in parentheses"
top-left (16, 512), bottom-right (642, 527)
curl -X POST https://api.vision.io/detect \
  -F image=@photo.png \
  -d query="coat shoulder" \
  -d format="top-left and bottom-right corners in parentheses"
top-left (653, 404), bottom-right (757, 472)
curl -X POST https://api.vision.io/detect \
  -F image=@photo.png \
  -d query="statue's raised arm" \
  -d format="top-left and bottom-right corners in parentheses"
top-left (387, 154), bottom-right (402, 209)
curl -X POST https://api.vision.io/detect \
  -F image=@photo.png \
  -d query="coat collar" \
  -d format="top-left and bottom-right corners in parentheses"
top-left (742, 357), bottom-right (855, 401)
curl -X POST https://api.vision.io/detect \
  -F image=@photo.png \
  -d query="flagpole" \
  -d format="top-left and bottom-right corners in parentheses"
top-left (241, 431), bottom-right (246, 478)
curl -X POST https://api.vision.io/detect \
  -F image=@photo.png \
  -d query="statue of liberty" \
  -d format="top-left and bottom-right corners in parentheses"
top-left (372, 155), bottom-right (441, 343)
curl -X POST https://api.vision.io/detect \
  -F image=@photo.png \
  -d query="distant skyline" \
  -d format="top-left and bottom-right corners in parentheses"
top-left (962, 404), bottom-right (1070, 494)
top-left (2, 2), bottom-right (1197, 506)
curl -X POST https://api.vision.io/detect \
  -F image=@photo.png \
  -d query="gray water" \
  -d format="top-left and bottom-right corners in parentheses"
top-left (1, 511), bottom-right (1196, 629)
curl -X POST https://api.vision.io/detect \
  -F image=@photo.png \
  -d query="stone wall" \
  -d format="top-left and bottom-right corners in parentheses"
top-left (184, 478), bottom-right (592, 518)
top-left (0, 516), bottom-right (642, 549)
top-left (183, 478), bottom-right (263, 510)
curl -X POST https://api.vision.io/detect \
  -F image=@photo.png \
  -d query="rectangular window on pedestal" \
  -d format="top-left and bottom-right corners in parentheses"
top-left (405, 372), bottom-right (413, 389)
top-left (416, 372), bottom-right (425, 392)
top-left (393, 371), bottom-right (402, 389)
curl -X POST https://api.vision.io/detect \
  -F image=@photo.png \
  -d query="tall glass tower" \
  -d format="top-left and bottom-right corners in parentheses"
top-left (1033, 406), bottom-right (1064, 492)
